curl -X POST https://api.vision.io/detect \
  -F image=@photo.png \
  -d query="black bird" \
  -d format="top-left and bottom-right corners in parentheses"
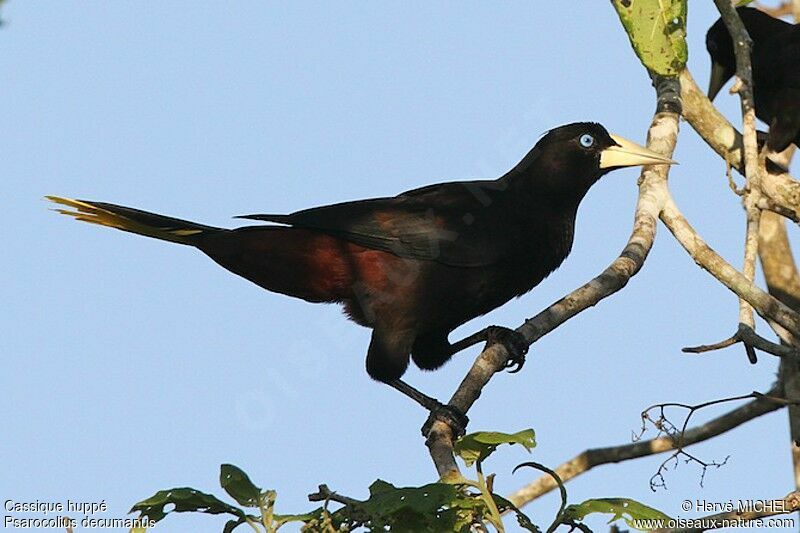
top-left (706, 7), bottom-right (800, 153)
top-left (49, 122), bottom-right (673, 420)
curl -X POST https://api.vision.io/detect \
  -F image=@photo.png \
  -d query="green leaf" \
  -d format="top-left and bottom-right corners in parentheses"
top-left (448, 492), bottom-right (497, 533)
top-left (612, 0), bottom-right (688, 76)
top-left (454, 429), bottom-right (536, 467)
top-left (219, 464), bottom-right (262, 507)
top-left (564, 498), bottom-right (672, 531)
top-left (130, 487), bottom-right (246, 524)
top-left (364, 479), bottom-right (458, 516)
top-left (274, 508), bottom-right (325, 526)
top-left (353, 480), bottom-right (461, 532)
top-left (223, 517), bottom-right (248, 533)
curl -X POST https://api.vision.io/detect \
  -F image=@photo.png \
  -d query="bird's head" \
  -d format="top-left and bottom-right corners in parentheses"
top-left (506, 122), bottom-right (674, 204)
top-left (706, 7), bottom-right (788, 101)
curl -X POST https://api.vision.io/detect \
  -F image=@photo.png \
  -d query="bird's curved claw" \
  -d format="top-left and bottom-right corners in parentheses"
top-left (504, 356), bottom-right (525, 373)
top-left (421, 403), bottom-right (469, 438)
top-left (485, 326), bottom-right (529, 374)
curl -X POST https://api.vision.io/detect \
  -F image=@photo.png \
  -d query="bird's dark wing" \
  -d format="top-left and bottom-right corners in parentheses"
top-left (758, 27), bottom-right (800, 89)
top-left (757, 28), bottom-right (800, 151)
top-left (238, 180), bottom-right (513, 267)
top-left (764, 87), bottom-right (800, 152)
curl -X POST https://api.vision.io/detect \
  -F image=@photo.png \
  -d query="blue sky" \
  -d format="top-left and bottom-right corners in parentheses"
top-left (2, 2), bottom-right (797, 531)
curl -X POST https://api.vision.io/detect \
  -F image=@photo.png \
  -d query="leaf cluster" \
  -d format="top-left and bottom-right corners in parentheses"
top-left (130, 428), bottom-right (671, 532)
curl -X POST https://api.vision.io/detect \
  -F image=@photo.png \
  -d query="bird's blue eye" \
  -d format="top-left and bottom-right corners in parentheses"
top-left (580, 134), bottom-right (594, 148)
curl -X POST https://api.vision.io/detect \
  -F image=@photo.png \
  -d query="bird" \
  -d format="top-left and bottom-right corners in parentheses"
top-left (706, 7), bottom-right (800, 154)
top-left (49, 122), bottom-right (673, 427)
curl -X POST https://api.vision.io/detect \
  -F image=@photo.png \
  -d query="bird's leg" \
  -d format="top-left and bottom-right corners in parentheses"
top-left (387, 379), bottom-right (440, 410)
top-left (387, 379), bottom-right (469, 437)
top-left (448, 326), bottom-right (529, 373)
top-left (757, 131), bottom-right (790, 174)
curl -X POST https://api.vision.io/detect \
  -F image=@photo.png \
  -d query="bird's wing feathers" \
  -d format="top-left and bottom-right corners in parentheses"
top-left (755, 27), bottom-right (800, 89)
top-left (755, 28), bottom-right (800, 151)
top-left (238, 181), bottom-right (511, 267)
top-left (765, 87), bottom-right (800, 152)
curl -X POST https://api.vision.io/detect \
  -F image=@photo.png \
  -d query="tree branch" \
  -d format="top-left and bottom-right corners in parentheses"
top-left (682, 322), bottom-right (800, 363)
top-left (308, 484), bottom-right (363, 508)
top-left (713, 0), bottom-right (765, 364)
top-left (773, 0), bottom-right (800, 491)
top-left (603, 71), bottom-right (800, 355)
top-left (760, 194), bottom-right (800, 489)
top-left (659, 194), bottom-right (800, 336)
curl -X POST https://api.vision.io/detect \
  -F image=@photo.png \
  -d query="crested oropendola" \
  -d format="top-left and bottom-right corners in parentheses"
top-left (706, 7), bottom-right (800, 154)
top-left (49, 122), bottom-right (674, 432)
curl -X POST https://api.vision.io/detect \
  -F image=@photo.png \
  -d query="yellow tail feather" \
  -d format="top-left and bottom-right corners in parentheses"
top-left (46, 196), bottom-right (205, 245)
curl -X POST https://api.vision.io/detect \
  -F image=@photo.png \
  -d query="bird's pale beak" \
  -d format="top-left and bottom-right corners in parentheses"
top-left (707, 61), bottom-right (728, 101)
top-left (599, 134), bottom-right (677, 169)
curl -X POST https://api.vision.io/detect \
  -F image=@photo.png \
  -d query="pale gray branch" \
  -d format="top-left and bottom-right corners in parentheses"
top-left (713, 0), bottom-right (764, 343)
top-left (659, 195), bottom-right (800, 337)
top-left (760, 204), bottom-right (800, 490)
top-left (682, 322), bottom-right (799, 363)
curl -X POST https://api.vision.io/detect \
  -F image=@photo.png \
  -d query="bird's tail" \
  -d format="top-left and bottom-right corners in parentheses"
top-left (46, 196), bottom-right (221, 245)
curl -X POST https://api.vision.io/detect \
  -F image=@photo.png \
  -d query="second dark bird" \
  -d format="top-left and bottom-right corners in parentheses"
top-left (49, 122), bottom-right (673, 415)
top-left (706, 7), bottom-right (800, 153)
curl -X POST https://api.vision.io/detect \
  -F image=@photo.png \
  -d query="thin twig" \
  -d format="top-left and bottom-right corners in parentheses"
top-left (307, 484), bottom-right (363, 507)
top-left (682, 322), bottom-right (800, 362)
top-left (713, 0), bottom-right (764, 349)
top-left (637, 391), bottom-right (796, 490)
top-left (682, 334), bottom-right (739, 353)
top-left (507, 384), bottom-right (784, 508)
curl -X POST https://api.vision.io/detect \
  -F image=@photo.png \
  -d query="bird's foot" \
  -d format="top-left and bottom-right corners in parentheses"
top-left (421, 402), bottom-right (469, 438)
top-left (766, 157), bottom-right (789, 175)
top-left (485, 326), bottom-right (529, 373)
top-left (755, 131), bottom-right (789, 174)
